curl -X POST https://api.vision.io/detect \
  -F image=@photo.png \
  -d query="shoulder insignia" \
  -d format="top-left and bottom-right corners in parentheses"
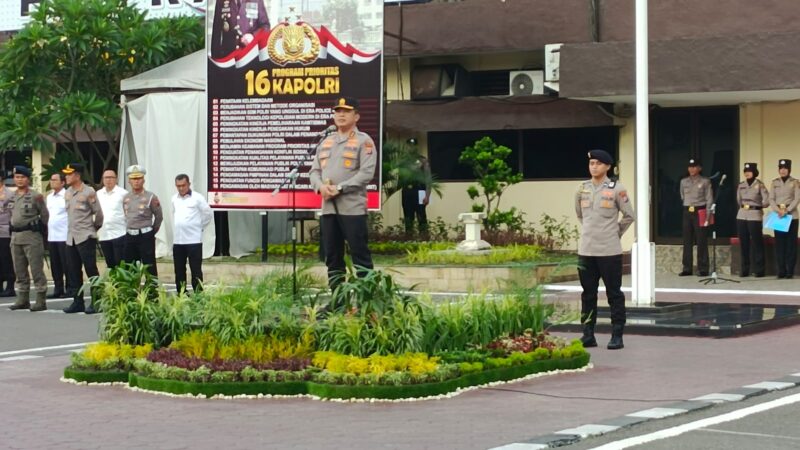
top-left (619, 190), bottom-right (629, 203)
top-left (364, 139), bottom-right (374, 154)
top-left (152, 197), bottom-right (161, 208)
top-left (608, 181), bottom-right (616, 188)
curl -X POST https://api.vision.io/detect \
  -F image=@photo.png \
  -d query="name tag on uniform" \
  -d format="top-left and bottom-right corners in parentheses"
top-left (580, 200), bottom-right (590, 208)
top-left (600, 200), bottom-right (614, 208)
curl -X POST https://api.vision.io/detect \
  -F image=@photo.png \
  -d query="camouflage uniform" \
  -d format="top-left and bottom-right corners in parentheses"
top-left (9, 186), bottom-right (49, 310)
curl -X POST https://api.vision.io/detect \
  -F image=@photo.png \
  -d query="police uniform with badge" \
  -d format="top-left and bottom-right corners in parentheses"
top-left (769, 159), bottom-right (800, 278)
top-left (0, 174), bottom-right (16, 298)
top-left (736, 163), bottom-right (769, 277)
top-left (575, 150), bottom-right (635, 350)
top-left (679, 159), bottom-right (714, 276)
top-left (309, 97), bottom-right (377, 289)
top-left (123, 165), bottom-right (163, 277)
top-left (61, 163), bottom-right (104, 314)
top-left (210, 0), bottom-right (270, 59)
top-left (8, 166), bottom-right (50, 311)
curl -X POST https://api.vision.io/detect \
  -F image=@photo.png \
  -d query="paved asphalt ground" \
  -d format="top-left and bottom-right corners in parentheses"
top-left (1, 281), bottom-right (799, 449)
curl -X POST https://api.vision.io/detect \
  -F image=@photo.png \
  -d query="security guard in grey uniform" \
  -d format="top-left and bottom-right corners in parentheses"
top-left (8, 166), bottom-right (49, 311)
top-left (62, 163), bottom-right (104, 314)
top-left (123, 165), bottom-right (163, 277)
top-left (575, 150), bottom-right (635, 350)
top-left (0, 174), bottom-right (16, 297)
top-left (770, 159), bottom-right (800, 279)
top-left (679, 159), bottom-right (714, 276)
top-left (309, 97), bottom-right (377, 290)
top-left (736, 163), bottom-right (769, 277)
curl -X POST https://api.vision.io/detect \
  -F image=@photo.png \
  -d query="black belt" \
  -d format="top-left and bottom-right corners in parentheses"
top-left (9, 225), bottom-right (32, 232)
top-left (740, 205), bottom-right (762, 210)
top-left (685, 206), bottom-right (706, 212)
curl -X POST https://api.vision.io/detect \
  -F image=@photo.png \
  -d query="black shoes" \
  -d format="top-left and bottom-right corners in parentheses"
top-left (63, 299), bottom-right (85, 314)
top-left (84, 304), bottom-right (98, 315)
top-left (698, 271), bottom-right (709, 276)
top-left (678, 271), bottom-right (692, 276)
top-left (755, 273), bottom-right (765, 278)
top-left (607, 324), bottom-right (625, 350)
top-left (580, 334), bottom-right (598, 348)
top-left (0, 288), bottom-right (16, 298)
top-left (47, 291), bottom-right (67, 299)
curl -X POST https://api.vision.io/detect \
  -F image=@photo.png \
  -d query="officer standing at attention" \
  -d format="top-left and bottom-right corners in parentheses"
top-left (575, 150), bottom-right (635, 350)
top-left (736, 163), bottom-right (769, 277)
top-left (62, 163), bottom-right (104, 314)
top-left (309, 97), bottom-right (377, 290)
top-left (679, 159), bottom-right (714, 276)
top-left (0, 173), bottom-right (16, 298)
top-left (210, 0), bottom-right (271, 59)
top-left (8, 166), bottom-right (49, 311)
top-left (770, 159), bottom-right (800, 279)
top-left (123, 165), bottom-right (163, 277)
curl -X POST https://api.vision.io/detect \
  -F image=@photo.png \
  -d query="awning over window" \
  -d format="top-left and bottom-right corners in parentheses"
top-left (385, 97), bottom-right (616, 133)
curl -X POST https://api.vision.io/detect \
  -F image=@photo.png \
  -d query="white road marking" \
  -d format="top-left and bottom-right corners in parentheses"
top-left (0, 355), bottom-right (43, 362)
top-left (699, 428), bottom-right (800, 441)
top-left (690, 393), bottom-right (745, 403)
top-left (589, 391), bottom-right (800, 449)
top-left (541, 284), bottom-right (800, 297)
top-left (0, 298), bottom-right (75, 307)
top-left (556, 424), bottom-right (620, 437)
top-left (0, 342), bottom-right (92, 357)
top-left (489, 443), bottom-right (548, 450)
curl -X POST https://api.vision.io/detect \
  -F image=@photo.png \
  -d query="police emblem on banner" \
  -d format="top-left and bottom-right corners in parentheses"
top-left (267, 22), bottom-right (320, 66)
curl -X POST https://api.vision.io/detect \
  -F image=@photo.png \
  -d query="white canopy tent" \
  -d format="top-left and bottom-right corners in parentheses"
top-left (119, 50), bottom-right (289, 258)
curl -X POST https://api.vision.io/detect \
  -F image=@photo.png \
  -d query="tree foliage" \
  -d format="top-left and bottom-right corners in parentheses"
top-left (459, 136), bottom-right (524, 231)
top-left (0, 0), bottom-right (204, 178)
top-left (381, 138), bottom-right (441, 205)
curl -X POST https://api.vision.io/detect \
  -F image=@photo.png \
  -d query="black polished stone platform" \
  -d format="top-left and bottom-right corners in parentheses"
top-left (551, 302), bottom-right (800, 338)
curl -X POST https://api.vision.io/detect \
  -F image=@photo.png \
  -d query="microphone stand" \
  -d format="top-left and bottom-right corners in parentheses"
top-left (272, 128), bottom-right (334, 301)
top-left (700, 174), bottom-right (739, 285)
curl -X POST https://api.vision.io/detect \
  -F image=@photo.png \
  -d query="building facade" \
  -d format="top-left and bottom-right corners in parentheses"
top-left (382, 0), bottom-right (800, 258)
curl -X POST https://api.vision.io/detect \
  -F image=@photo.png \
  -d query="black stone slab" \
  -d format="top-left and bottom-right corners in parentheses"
top-left (550, 302), bottom-right (800, 338)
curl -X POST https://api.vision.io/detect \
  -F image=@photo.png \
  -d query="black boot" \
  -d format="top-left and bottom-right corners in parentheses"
top-left (63, 298), bottom-right (85, 314)
top-left (580, 325), bottom-right (598, 348)
top-left (0, 281), bottom-right (15, 298)
top-left (607, 324), bottom-right (624, 350)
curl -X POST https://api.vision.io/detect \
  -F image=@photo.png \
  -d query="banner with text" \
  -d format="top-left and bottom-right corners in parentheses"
top-left (207, 0), bottom-right (383, 210)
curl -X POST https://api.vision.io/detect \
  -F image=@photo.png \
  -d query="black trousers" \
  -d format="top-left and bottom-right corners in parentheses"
top-left (0, 237), bottom-right (14, 290)
top-left (578, 254), bottom-right (626, 327)
top-left (173, 243), bottom-right (203, 292)
top-left (774, 219), bottom-right (799, 277)
top-left (124, 231), bottom-right (158, 277)
top-left (321, 214), bottom-right (373, 290)
top-left (737, 219), bottom-right (765, 276)
top-left (401, 188), bottom-right (428, 234)
top-left (682, 209), bottom-right (709, 273)
top-left (49, 241), bottom-right (81, 295)
top-left (66, 238), bottom-right (99, 301)
top-left (100, 236), bottom-right (126, 270)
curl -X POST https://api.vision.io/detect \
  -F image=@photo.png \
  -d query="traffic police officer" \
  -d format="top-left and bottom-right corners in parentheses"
top-left (0, 173), bottom-right (15, 297)
top-left (309, 97), bottom-right (377, 290)
top-left (770, 159), bottom-right (800, 278)
top-left (62, 163), bottom-right (104, 314)
top-left (679, 159), bottom-right (714, 276)
top-left (8, 166), bottom-right (49, 311)
top-left (736, 163), bottom-right (769, 277)
top-left (123, 165), bottom-right (163, 277)
top-left (575, 150), bottom-right (635, 350)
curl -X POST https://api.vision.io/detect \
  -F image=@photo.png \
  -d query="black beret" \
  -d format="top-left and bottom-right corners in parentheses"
top-left (779, 159), bottom-right (792, 169)
top-left (688, 158), bottom-right (700, 167)
top-left (587, 149), bottom-right (614, 165)
top-left (12, 165), bottom-right (31, 178)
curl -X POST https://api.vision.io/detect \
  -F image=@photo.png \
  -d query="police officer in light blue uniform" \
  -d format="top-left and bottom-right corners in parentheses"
top-left (575, 150), bottom-right (635, 350)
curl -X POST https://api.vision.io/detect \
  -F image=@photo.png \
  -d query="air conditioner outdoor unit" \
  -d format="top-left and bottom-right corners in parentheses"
top-left (508, 70), bottom-right (544, 96)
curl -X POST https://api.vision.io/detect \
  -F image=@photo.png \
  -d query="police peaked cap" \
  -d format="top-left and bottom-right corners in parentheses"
top-left (61, 163), bottom-right (84, 175)
top-left (688, 158), bottom-right (700, 167)
top-left (12, 165), bottom-right (31, 178)
top-left (587, 149), bottom-right (614, 165)
top-left (127, 165), bottom-right (147, 179)
top-left (332, 97), bottom-right (359, 111)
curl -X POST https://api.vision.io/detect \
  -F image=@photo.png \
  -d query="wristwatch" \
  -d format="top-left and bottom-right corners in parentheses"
top-left (336, 184), bottom-right (343, 193)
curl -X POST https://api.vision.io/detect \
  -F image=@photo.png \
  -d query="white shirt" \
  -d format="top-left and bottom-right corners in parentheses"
top-left (46, 189), bottom-right (68, 242)
top-left (96, 185), bottom-right (128, 241)
top-left (172, 190), bottom-right (213, 245)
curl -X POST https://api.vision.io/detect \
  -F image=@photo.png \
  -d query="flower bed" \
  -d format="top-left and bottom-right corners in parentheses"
top-left (62, 264), bottom-right (591, 401)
